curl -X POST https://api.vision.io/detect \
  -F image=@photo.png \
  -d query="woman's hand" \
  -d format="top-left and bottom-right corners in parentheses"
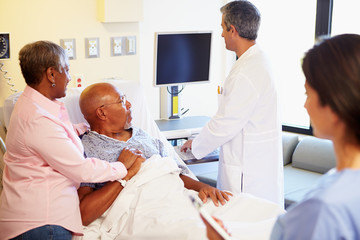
top-left (201, 216), bottom-right (231, 240)
top-left (117, 147), bottom-right (142, 169)
top-left (73, 122), bottom-right (90, 136)
top-left (198, 186), bottom-right (233, 207)
top-left (123, 156), bottom-right (145, 181)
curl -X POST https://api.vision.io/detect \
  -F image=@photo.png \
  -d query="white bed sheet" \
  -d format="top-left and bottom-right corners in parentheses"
top-left (73, 155), bottom-right (285, 240)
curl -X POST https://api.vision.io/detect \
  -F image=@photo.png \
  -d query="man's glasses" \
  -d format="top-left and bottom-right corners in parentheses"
top-left (98, 95), bottom-right (126, 108)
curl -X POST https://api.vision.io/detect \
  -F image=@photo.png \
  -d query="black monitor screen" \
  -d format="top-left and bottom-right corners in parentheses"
top-left (154, 32), bottom-right (212, 87)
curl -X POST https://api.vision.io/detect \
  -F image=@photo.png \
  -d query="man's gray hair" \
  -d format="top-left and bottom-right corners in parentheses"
top-left (220, 0), bottom-right (261, 40)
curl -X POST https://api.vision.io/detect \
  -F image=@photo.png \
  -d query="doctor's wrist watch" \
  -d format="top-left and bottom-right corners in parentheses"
top-left (117, 179), bottom-right (127, 187)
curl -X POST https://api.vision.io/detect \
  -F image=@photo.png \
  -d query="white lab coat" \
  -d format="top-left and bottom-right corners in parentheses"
top-left (192, 44), bottom-right (284, 206)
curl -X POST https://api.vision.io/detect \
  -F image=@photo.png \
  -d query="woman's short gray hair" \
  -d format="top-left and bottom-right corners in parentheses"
top-left (19, 40), bottom-right (68, 86)
top-left (220, 0), bottom-right (261, 40)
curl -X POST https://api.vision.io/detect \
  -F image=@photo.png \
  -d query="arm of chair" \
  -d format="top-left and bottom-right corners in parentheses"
top-left (282, 133), bottom-right (299, 166)
top-left (292, 136), bottom-right (336, 174)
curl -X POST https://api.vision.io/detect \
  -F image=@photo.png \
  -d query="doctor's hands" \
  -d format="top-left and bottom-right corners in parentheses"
top-left (199, 185), bottom-right (233, 207)
top-left (181, 140), bottom-right (193, 152)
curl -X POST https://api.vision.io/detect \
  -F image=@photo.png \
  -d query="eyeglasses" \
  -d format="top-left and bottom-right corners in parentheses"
top-left (98, 95), bottom-right (127, 108)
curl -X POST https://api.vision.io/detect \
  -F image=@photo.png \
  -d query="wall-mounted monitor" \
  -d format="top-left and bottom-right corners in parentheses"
top-left (154, 31), bottom-right (212, 87)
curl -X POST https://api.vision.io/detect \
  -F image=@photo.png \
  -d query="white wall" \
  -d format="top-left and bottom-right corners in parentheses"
top-left (0, 0), bottom-right (140, 108)
top-left (140, 0), bottom-right (231, 119)
top-left (0, 0), bottom-right (231, 121)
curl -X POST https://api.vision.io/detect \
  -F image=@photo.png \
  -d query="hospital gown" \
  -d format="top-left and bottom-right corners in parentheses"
top-left (80, 128), bottom-right (189, 189)
top-left (271, 169), bottom-right (360, 240)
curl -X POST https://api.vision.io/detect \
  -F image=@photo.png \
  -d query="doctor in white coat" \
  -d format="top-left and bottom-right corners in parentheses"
top-left (181, 0), bottom-right (284, 206)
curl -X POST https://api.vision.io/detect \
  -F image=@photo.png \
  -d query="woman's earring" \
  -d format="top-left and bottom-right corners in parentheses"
top-left (52, 82), bottom-right (56, 87)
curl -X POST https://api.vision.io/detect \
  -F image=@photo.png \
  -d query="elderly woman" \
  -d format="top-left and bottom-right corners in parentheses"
top-left (205, 34), bottom-right (360, 240)
top-left (0, 41), bottom-right (143, 240)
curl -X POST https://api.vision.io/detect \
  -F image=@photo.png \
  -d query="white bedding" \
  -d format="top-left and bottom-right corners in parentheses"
top-left (74, 155), bottom-right (285, 240)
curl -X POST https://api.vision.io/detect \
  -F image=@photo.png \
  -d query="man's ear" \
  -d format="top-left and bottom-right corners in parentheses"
top-left (230, 25), bottom-right (238, 36)
top-left (96, 107), bottom-right (107, 120)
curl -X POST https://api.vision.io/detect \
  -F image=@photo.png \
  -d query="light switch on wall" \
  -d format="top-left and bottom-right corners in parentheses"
top-left (60, 39), bottom-right (76, 60)
top-left (126, 36), bottom-right (136, 55)
top-left (85, 38), bottom-right (100, 58)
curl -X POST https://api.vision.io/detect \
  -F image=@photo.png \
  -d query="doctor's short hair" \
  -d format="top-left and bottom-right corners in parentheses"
top-left (220, 0), bottom-right (261, 41)
top-left (302, 34), bottom-right (360, 141)
top-left (19, 40), bottom-right (68, 87)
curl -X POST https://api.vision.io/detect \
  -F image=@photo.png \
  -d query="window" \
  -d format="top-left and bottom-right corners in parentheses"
top-left (331, 0), bottom-right (360, 36)
top-left (248, 0), bottom-right (359, 135)
top-left (253, 0), bottom-right (317, 134)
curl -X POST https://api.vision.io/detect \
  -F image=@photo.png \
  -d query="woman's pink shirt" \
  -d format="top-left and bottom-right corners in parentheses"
top-left (0, 86), bottom-right (127, 239)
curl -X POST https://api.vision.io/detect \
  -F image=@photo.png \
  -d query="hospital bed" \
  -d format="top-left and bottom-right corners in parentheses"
top-left (2, 80), bottom-right (285, 240)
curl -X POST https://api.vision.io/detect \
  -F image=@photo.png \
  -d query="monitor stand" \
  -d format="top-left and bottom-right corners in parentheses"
top-left (160, 86), bottom-right (181, 119)
top-left (169, 86), bottom-right (180, 119)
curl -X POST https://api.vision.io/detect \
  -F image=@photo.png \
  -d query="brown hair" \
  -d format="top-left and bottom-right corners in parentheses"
top-left (302, 34), bottom-right (360, 141)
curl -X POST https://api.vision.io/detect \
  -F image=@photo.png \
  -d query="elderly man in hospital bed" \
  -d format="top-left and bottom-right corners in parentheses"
top-left (74, 82), bottom-right (285, 240)
top-left (77, 83), bottom-right (231, 223)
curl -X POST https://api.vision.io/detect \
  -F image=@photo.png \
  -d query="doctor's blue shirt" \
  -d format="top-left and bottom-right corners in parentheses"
top-left (271, 169), bottom-right (360, 240)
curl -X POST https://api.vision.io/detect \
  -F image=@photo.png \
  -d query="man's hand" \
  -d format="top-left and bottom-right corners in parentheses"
top-left (78, 151), bottom-right (144, 227)
top-left (123, 156), bottom-right (145, 181)
top-left (180, 175), bottom-right (232, 207)
top-left (181, 139), bottom-right (193, 152)
top-left (198, 186), bottom-right (233, 207)
top-left (117, 147), bottom-right (142, 169)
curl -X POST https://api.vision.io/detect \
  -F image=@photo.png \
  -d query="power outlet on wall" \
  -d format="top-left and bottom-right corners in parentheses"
top-left (60, 39), bottom-right (76, 60)
top-left (111, 37), bottom-right (124, 56)
top-left (85, 38), bottom-right (99, 58)
top-left (73, 74), bottom-right (84, 88)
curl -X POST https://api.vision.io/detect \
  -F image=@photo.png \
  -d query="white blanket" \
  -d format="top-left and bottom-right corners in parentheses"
top-left (74, 155), bottom-right (285, 240)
